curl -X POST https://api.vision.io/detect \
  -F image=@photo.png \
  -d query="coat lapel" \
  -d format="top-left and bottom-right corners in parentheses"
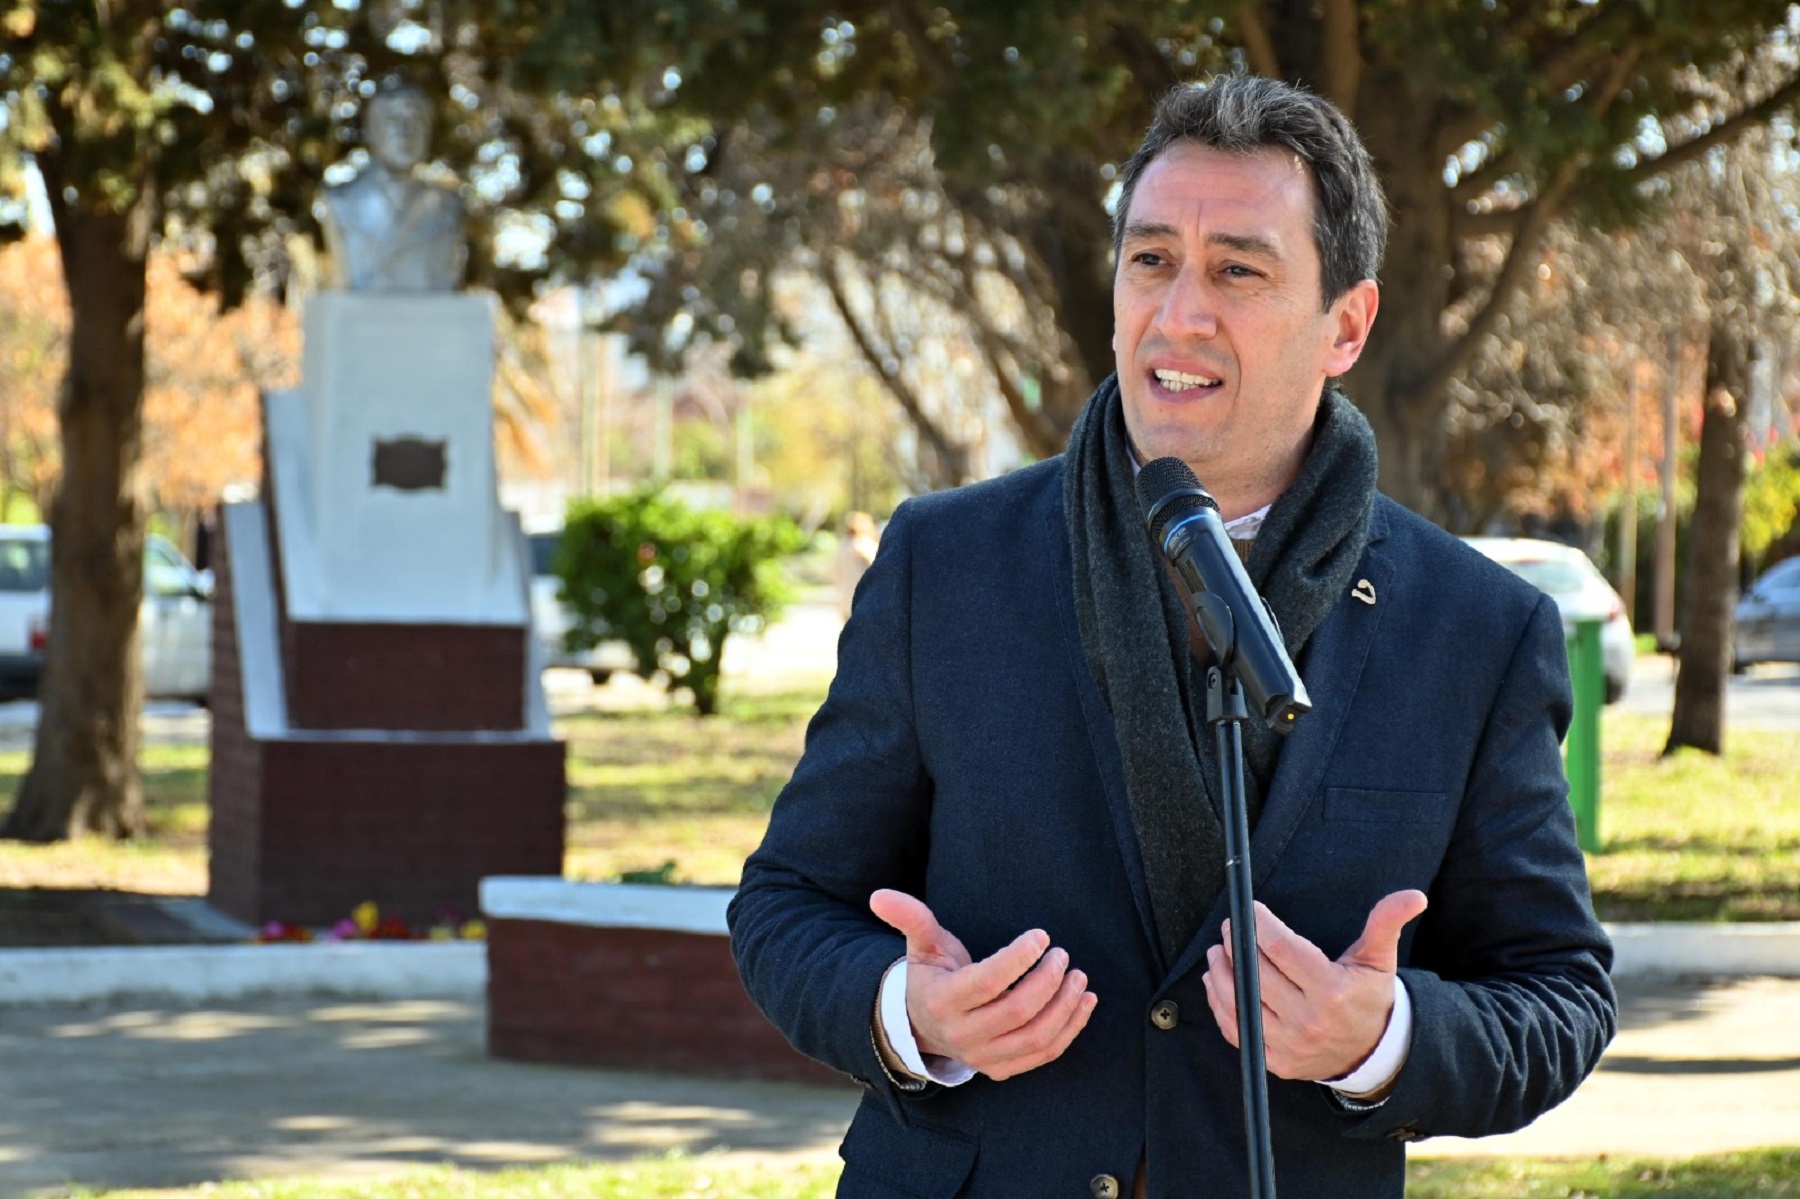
top-left (1045, 485), bottom-right (1165, 963)
top-left (1167, 504), bottom-right (1395, 981)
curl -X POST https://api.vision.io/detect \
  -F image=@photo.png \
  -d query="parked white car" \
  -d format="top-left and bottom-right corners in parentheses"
top-left (0, 525), bottom-right (212, 702)
top-left (1461, 536), bottom-right (1633, 704)
top-left (526, 527), bottom-right (635, 684)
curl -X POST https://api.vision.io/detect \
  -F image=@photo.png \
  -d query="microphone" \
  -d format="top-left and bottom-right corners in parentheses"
top-left (1137, 457), bottom-right (1311, 732)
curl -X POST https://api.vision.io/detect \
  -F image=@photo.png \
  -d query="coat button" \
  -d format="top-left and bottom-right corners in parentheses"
top-left (1150, 1000), bottom-right (1180, 1030)
top-left (1090, 1174), bottom-right (1122, 1199)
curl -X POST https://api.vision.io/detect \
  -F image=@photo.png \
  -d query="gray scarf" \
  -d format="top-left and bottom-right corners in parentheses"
top-left (1064, 377), bottom-right (1379, 967)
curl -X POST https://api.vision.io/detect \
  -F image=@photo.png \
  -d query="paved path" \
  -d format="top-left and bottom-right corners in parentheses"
top-left (1619, 653), bottom-right (1800, 730)
top-left (0, 996), bottom-right (855, 1196)
top-left (2, 975), bottom-right (1796, 1196)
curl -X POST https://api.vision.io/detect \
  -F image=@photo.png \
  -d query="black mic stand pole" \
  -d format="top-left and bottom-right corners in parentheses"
top-left (1206, 663), bottom-right (1278, 1199)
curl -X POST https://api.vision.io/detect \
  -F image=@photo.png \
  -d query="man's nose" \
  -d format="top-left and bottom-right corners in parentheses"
top-left (1155, 265), bottom-right (1219, 340)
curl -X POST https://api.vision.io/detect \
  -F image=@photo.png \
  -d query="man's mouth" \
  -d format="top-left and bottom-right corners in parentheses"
top-left (1152, 368), bottom-right (1222, 393)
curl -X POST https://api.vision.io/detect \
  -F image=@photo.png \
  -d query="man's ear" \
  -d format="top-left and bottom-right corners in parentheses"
top-left (1323, 279), bottom-right (1379, 376)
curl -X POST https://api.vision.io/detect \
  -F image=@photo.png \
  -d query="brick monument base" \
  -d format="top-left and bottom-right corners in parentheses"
top-left (207, 502), bottom-right (565, 928)
top-left (481, 878), bottom-right (843, 1086)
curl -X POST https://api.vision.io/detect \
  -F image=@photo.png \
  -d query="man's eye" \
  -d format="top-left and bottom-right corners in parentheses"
top-left (1131, 251), bottom-right (1166, 267)
top-left (1223, 264), bottom-right (1258, 279)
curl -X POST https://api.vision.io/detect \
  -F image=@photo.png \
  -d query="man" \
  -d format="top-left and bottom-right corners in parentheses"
top-left (730, 74), bottom-right (1615, 1198)
top-left (319, 83), bottom-right (466, 292)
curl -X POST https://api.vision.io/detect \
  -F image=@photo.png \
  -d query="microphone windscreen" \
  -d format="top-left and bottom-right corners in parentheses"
top-left (1137, 457), bottom-right (1219, 543)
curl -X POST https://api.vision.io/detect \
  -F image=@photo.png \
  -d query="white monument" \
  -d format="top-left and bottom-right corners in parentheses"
top-left (266, 83), bottom-right (525, 624)
top-left (209, 82), bottom-right (562, 930)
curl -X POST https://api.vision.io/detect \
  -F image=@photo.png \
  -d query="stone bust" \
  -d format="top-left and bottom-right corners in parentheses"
top-left (319, 85), bottom-right (467, 292)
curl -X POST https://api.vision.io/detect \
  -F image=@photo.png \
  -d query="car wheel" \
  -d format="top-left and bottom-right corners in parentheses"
top-left (1731, 653), bottom-right (1750, 676)
top-left (1604, 676), bottom-right (1624, 705)
top-left (587, 669), bottom-right (614, 686)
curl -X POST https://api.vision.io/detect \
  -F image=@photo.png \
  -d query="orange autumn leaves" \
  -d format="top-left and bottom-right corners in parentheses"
top-left (0, 235), bottom-right (298, 520)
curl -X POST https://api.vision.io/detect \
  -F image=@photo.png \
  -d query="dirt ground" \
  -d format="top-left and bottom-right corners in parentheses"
top-left (0, 886), bottom-right (208, 947)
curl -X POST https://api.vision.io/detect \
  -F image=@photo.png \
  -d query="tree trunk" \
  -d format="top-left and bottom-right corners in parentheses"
top-left (1343, 66), bottom-right (1460, 524)
top-left (1665, 324), bottom-right (1752, 757)
top-left (1, 188), bottom-right (151, 840)
top-left (1025, 148), bottom-right (1113, 441)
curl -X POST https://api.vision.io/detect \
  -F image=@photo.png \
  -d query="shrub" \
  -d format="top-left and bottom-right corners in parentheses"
top-left (555, 489), bottom-right (806, 716)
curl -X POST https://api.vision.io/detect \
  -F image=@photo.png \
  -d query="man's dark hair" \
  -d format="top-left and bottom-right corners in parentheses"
top-left (1111, 74), bottom-right (1388, 309)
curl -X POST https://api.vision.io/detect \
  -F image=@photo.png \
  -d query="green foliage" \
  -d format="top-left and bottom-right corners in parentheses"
top-left (0, 2), bottom-right (695, 310)
top-left (555, 489), bottom-right (805, 716)
top-left (1743, 444), bottom-right (1800, 566)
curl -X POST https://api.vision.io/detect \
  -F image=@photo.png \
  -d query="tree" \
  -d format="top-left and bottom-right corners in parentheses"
top-left (1662, 136), bottom-right (1800, 754)
top-left (578, 2), bottom-right (1800, 519)
top-left (0, 1), bottom-right (689, 839)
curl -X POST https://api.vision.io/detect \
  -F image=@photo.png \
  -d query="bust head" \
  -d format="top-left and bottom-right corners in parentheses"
top-left (364, 84), bottom-right (434, 175)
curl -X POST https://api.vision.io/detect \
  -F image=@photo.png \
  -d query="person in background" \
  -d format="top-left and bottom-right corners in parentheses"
top-left (834, 510), bottom-right (881, 622)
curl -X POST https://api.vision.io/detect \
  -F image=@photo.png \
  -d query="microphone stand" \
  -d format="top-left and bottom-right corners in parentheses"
top-left (1205, 663), bottom-right (1278, 1199)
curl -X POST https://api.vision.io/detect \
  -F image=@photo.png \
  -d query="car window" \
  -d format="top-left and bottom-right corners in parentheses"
top-left (1758, 559), bottom-right (1800, 592)
top-left (529, 532), bottom-right (560, 577)
top-left (0, 538), bottom-right (48, 592)
top-left (1503, 558), bottom-right (1589, 596)
top-left (144, 538), bottom-right (194, 597)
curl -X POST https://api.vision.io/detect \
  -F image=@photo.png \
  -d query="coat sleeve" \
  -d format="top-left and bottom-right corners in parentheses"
top-left (728, 500), bottom-right (938, 1115)
top-left (1339, 593), bottom-right (1618, 1140)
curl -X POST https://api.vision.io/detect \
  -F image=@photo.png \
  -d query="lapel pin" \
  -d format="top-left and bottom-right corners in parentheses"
top-left (1352, 578), bottom-right (1377, 605)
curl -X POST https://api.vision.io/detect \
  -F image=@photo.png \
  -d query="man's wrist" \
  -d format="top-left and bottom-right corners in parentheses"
top-left (876, 958), bottom-right (976, 1087)
top-left (1324, 975), bottom-right (1412, 1100)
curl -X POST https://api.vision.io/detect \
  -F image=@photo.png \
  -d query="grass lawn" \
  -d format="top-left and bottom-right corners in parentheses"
top-left (0, 742), bottom-right (209, 894)
top-left (1587, 712), bottom-right (1800, 921)
top-left (0, 689), bottom-right (1793, 921)
top-left (52, 1149), bottom-right (1800, 1198)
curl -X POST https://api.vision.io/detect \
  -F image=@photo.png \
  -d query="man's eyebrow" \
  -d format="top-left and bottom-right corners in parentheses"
top-left (1208, 232), bottom-right (1282, 260)
top-left (1118, 222), bottom-right (1283, 261)
top-left (1119, 220), bottom-right (1178, 245)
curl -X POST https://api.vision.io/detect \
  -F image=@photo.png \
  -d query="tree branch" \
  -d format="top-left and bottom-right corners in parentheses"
top-left (939, 234), bottom-right (1065, 456)
top-left (1317, 0), bottom-right (1362, 117)
top-left (1417, 158), bottom-right (1584, 410)
top-left (1233, 5), bottom-right (1280, 80)
top-left (1620, 71), bottom-right (1800, 186)
top-left (821, 254), bottom-right (968, 480)
top-left (1454, 204), bottom-right (1533, 239)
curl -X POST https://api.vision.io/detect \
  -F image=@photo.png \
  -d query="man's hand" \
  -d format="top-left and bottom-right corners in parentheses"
top-left (1201, 891), bottom-right (1428, 1081)
top-left (870, 889), bottom-right (1098, 1082)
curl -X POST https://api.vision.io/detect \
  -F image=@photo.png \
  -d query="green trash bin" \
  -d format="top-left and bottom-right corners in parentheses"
top-left (1564, 618), bottom-right (1604, 853)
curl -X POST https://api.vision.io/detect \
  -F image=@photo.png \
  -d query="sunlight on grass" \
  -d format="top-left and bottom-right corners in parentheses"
top-left (62, 1157), bottom-right (843, 1199)
top-left (560, 689), bottom-right (818, 886)
top-left (54, 1149), bottom-right (1800, 1198)
top-left (1589, 712), bottom-right (1800, 920)
top-left (0, 743), bottom-right (209, 893)
top-left (1409, 1148), bottom-right (1800, 1197)
top-left (2, 688), bottom-right (1795, 922)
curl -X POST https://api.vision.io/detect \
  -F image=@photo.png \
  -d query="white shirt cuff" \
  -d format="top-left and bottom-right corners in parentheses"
top-left (880, 958), bottom-right (977, 1086)
top-left (1325, 976), bottom-right (1412, 1096)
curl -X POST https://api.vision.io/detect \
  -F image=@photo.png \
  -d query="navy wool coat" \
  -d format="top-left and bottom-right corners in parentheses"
top-left (729, 457), bottom-right (1616, 1199)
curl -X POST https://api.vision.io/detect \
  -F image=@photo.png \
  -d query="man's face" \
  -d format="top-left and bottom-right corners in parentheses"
top-left (1112, 141), bottom-right (1377, 513)
top-left (365, 94), bottom-right (432, 173)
